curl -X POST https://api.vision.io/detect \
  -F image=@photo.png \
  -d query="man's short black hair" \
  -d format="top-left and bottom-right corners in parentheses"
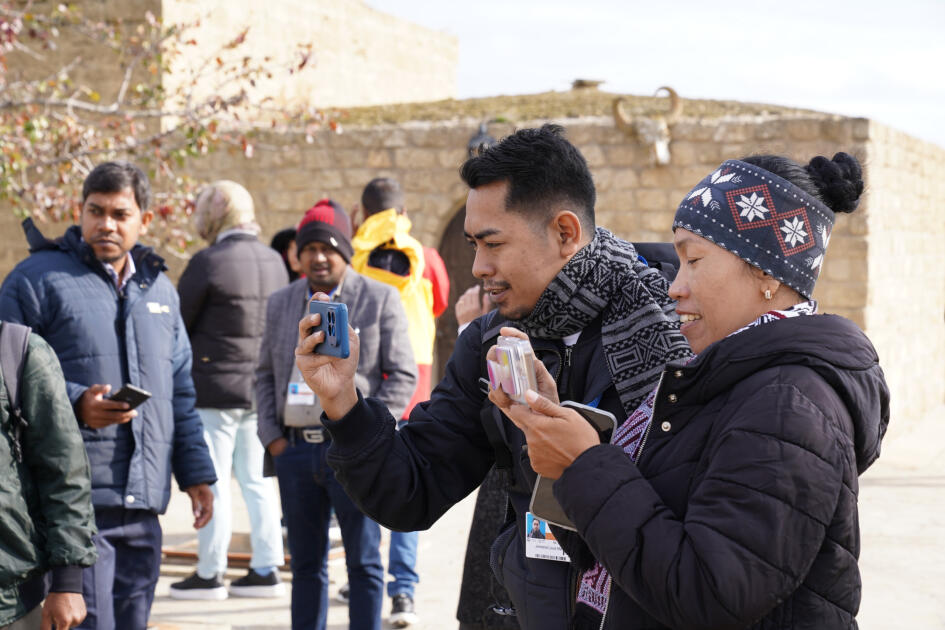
top-left (459, 124), bottom-right (596, 229)
top-left (361, 177), bottom-right (405, 216)
top-left (82, 161), bottom-right (151, 211)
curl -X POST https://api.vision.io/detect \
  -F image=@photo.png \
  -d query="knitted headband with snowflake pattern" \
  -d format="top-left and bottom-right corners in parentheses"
top-left (672, 159), bottom-right (835, 299)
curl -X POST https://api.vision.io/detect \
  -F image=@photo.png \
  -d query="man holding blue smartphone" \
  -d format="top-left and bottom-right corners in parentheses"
top-left (255, 199), bottom-right (416, 630)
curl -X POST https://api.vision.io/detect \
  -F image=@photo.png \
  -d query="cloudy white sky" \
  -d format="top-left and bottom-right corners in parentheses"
top-left (367, 0), bottom-right (945, 148)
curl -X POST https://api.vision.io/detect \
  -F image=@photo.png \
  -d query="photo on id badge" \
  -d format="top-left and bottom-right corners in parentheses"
top-left (287, 381), bottom-right (315, 405)
top-left (525, 511), bottom-right (570, 563)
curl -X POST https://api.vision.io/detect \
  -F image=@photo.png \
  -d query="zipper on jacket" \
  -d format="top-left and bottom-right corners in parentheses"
top-left (115, 290), bottom-right (130, 384)
top-left (543, 347), bottom-right (564, 385)
top-left (558, 342), bottom-right (578, 402)
top-left (567, 566), bottom-right (579, 619)
top-left (635, 369), bottom-right (667, 462)
top-left (598, 575), bottom-right (612, 630)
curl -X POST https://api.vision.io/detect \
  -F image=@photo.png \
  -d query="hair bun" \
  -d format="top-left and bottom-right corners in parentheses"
top-left (806, 152), bottom-right (863, 214)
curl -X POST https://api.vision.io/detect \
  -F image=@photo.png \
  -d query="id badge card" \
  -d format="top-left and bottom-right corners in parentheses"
top-left (524, 512), bottom-right (570, 563)
top-left (287, 380), bottom-right (315, 406)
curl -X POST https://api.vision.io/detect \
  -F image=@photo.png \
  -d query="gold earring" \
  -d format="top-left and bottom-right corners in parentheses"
top-left (764, 289), bottom-right (772, 300)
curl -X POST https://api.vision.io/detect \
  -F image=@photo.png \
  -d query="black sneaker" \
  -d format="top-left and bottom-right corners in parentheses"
top-left (169, 572), bottom-right (227, 601)
top-left (334, 582), bottom-right (350, 604)
top-left (389, 593), bottom-right (418, 628)
top-left (228, 568), bottom-right (286, 598)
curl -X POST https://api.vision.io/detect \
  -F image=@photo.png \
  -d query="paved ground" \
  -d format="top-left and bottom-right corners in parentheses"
top-left (151, 484), bottom-right (476, 630)
top-left (149, 406), bottom-right (945, 629)
top-left (856, 405), bottom-right (945, 629)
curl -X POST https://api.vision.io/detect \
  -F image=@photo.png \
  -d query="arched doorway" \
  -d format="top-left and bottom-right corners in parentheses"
top-left (433, 205), bottom-right (478, 383)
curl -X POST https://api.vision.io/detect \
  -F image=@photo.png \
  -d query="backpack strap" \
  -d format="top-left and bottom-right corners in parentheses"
top-left (632, 241), bottom-right (679, 282)
top-left (0, 322), bottom-right (32, 463)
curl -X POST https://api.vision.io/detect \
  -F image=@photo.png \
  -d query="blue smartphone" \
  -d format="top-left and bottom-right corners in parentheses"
top-left (308, 300), bottom-right (350, 359)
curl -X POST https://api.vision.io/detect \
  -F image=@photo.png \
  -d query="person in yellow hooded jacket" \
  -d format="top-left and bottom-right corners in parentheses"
top-left (352, 178), bottom-right (449, 418)
top-left (349, 177), bottom-right (449, 628)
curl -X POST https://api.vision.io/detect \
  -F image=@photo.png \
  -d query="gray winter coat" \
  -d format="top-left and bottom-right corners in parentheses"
top-left (255, 270), bottom-right (416, 475)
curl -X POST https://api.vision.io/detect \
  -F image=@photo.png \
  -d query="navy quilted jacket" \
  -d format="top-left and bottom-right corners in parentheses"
top-left (556, 314), bottom-right (890, 630)
top-left (0, 221), bottom-right (216, 513)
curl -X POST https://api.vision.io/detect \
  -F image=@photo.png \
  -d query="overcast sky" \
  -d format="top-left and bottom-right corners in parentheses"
top-left (366, 0), bottom-right (945, 148)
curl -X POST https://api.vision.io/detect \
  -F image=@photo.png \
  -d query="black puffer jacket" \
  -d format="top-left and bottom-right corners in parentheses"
top-left (555, 314), bottom-right (890, 630)
top-left (178, 233), bottom-right (288, 408)
top-left (324, 312), bottom-right (626, 630)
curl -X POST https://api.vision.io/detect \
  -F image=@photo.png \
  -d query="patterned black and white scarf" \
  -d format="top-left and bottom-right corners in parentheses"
top-left (517, 227), bottom-right (693, 416)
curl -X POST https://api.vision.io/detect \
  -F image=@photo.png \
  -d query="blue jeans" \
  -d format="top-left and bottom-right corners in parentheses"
top-left (387, 530), bottom-right (419, 598)
top-left (196, 408), bottom-right (284, 577)
top-left (78, 508), bottom-right (162, 630)
top-left (388, 419), bottom-right (419, 598)
top-left (275, 437), bottom-right (383, 630)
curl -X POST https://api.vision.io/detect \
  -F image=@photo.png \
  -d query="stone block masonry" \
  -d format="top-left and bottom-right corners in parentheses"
top-left (1, 94), bottom-right (941, 437)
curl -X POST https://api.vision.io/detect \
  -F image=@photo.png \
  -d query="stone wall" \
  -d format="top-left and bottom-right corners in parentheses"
top-left (177, 113), bottom-right (935, 432)
top-left (162, 0), bottom-right (457, 110)
top-left (10, 0), bottom-right (457, 111)
top-left (185, 114), bottom-right (872, 319)
top-left (2, 104), bottom-right (941, 434)
top-left (861, 123), bottom-right (945, 432)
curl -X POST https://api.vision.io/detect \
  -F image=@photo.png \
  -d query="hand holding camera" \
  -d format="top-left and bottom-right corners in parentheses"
top-left (486, 328), bottom-right (608, 484)
top-left (487, 335), bottom-right (539, 404)
top-left (485, 327), bottom-right (559, 405)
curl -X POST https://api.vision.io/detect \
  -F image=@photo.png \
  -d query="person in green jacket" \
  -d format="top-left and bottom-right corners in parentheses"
top-left (0, 323), bottom-right (98, 630)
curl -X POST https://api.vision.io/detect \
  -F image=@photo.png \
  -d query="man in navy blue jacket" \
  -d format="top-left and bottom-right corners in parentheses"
top-left (0, 162), bottom-right (217, 630)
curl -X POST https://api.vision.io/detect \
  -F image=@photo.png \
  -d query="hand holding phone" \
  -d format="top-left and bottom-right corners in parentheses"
top-left (559, 401), bottom-right (617, 444)
top-left (78, 384), bottom-right (142, 429)
top-left (109, 384), bottom-right (152, 410)
top-left (308, 300), bottom-right (350, 359)
top-left (528, 401), bottom-right (617, 530)
top-left (296, 295), bottom-right (360, 421)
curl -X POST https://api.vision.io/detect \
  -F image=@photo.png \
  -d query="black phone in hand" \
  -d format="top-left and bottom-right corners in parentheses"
top-left (528, 401), bottom-right (618, 531)
top-left (110, 384), bottom-right (152, 409)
